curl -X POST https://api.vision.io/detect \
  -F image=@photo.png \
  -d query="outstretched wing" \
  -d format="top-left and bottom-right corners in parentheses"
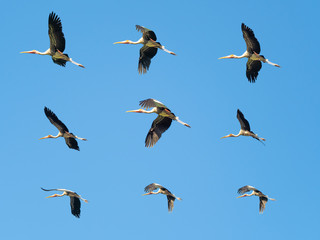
top-left (65, 137), bottom-right (80, 151)
top-left (241, 23), bottom-right (260, 54)
top-left (139, 98), bottom-right (167, 109)
top-left (144, 183), bottom-right (163, 192)
top-left (237, 185), bottom-right (260, 195)
top-left (138, 45), bottom-right (158, 74)
top-left (237, 109), bottom-right (251, 131)
top-left (48, 12), bottom-right (65, 53)
top-left (167, 195), bottom-right (176, 212)
top-left (259, 196), bottom-right (268, 213)
top-left (41, 188), bottom-right (73, 193)
top-left (70, 196), bottom-right (81, 218)
top-left (246, 59), bottom-right (262, 83)
top-left (136, 25), bottom-right (157, 41)
top-left (44, 107), bottom-right (69, 133)
top-left (145, 116), bottom-right (172, 147)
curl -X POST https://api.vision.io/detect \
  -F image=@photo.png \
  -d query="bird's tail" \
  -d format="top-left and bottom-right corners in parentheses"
top-left (253, 135), bottom-right (266, 145)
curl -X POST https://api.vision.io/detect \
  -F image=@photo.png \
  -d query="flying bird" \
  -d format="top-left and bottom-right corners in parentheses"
top-left (20, 12), bottom-right (84, 68)
top-left (39, 107), bottom-right (87, 150)
top-left (114, 25), bottom-right (176, 74)
top-left (126, 98), bottom-right (190, 147)
top-left (143, 183), bottom-right (182, 212)
top-left (237, 185), bottom-right (275, 213)
top-left (219, 23), bottom-right (280, 83)
top-left (221, 109), bottom-right (265, 144)
top-left (41, 188), bottom-right (88, 218)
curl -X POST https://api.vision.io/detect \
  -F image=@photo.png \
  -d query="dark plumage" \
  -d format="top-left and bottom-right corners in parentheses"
top-left (41, 188), bottom-right (88, 218)
top-left (138, 45), bottom-right (158, 74)
top-left (114, 25), bottom-right (175, 74)
top-left (44, 107), bottom-right (68, 133)
top-left (136, 25), bottom-right (157, 42)
top-left (246, 58), bottom-right (262, 83)
top-left (40, 107), bottom-right (86, 150)
top-left (49, 12), bottom-right (66, 53)
top-left (241, 23), bottom-right (260, 54)
top-left (237, 109), bottom-right (251, 132)
top-left (127, 99), bottom-right (190, 147)
top-left (70, 196), bottom-right (81, 218)
top-left (237, 185), bottom-right (275, 213)
top-left (48, 12), bottom-right (68, 66)
top-left (145, 116), bottom-right (172, 147)
top-left (219, 23), bottom-right (280, 83)
top-left (143, 183), bottom-right (181, 212)
top-left (20, 12), bottom-right (84, 68)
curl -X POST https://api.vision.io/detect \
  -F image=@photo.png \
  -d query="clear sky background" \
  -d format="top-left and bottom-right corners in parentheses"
top-left (1, 0), bottom-right (319, 239)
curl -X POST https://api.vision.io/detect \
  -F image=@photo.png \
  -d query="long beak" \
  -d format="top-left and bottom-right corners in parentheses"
top-left (126, 109), bottom-right (143, 113)
top-left (269, 198), bottom-right (276, 201)
top-left (114, 41), bottom-right (128, 44)
top-left (237, 195), bottom-right (245, 198)
top-left (220, 134), bottom-right (231, 139)
top-left (218, 55), bottom-right (231, 59)
top-left (46, 195), bottom-right (56, 198)
top-left (20, 51), bottom-right (34, 54)
top-left (39, 136), bottom-right (49, 140)
top-left (142, 192), bottom-right (152, 196)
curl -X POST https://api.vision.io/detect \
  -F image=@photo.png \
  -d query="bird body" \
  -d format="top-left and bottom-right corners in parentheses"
top-left (114, 25), bottom-right (176, 74)
top-left (126, 98), bottom-right (190, 147)
top-left (143, 183), bottom-right (181, 212)
top-left (39, 107), bottom-right (87, 150)
top-left (21, 12), bottom-right (84, 68)
top-left (219, 23), bottom-right (280, 82)
top-left (237, 185), bottom-right (275, 213)
top-left (41, 188), bottom-right (88, 218)
top-left (221, 109), bottom-right (265, 143)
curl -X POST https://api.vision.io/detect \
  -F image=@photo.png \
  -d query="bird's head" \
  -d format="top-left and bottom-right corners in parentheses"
top-left (20, 50), bottom-right (40, 54)
top-left (39, 135), bottom-right (54, 140)
top-left (218, 54), bottom-right (236, 59)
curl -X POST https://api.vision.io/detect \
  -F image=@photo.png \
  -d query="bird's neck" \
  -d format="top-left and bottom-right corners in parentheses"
top-left (38, 49), bottom-right (51, 55)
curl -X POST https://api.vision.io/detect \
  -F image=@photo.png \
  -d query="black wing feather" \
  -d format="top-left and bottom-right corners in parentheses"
top-left (259, 196), bottom-right (268, 213)
top-left (144, 183), bottom-right (163, 192)
top-left (138, 46), bottom-right (158, 74)
top-left (52, 58), bottom-right (67, 67)
top-left (48, 12), bottom-right (65, 53)
top-left (139, 99), bottom-right (167, 109)
top-left (237, 185), bottom-right (260, 195)
top-left (70, 197), bottom-right (81, 218)
top-left (136, 25), bottom-right (157, 41)
top-left (167, 195), bottom-right (175, 212)
top-left (65, 137), bottom-right (80, 151)
top-left (44, 107), bottom-right (69, 132)
top-left (237, 109), bottom-right (251, 131)
top-left (241, 23), bottom-right (260, 54)
top-left (246, 59), bottom-right (262, 83)
top-left (145, 116), bottom-right (172, 147)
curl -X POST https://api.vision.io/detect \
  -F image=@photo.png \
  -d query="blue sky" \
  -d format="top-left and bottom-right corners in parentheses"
top-left (1, 0), bottom-right (319, 239)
